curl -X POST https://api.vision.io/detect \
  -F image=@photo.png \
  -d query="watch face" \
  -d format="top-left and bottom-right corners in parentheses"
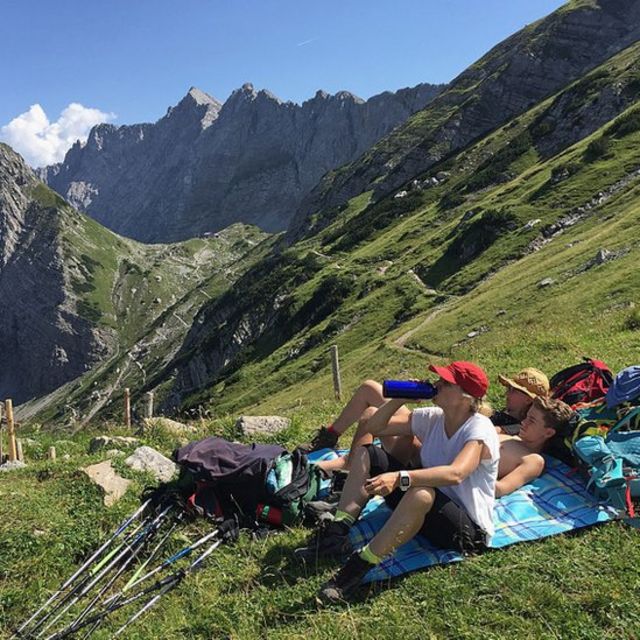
top-left (400, 475), bottom-right (410, 489)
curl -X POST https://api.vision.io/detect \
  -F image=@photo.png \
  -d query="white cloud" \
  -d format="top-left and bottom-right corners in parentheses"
top-left (0, 103), bottom-right (116, 168)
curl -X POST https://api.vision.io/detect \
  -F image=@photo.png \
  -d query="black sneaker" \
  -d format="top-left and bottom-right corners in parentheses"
top-left (304, 495), bottom-right (340, 524)
top-left (318, 553), bottom-right (374, 604)
top-left (294, 519), bottom-right (352, 562)
top-left (299, 427), bottom-right (340, 453)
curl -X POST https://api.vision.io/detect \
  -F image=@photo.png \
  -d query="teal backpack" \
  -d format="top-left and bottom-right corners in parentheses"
top-left (573, 407), bottom-right (640, 524)
top-left (258, 451), bottom-right (324, 526)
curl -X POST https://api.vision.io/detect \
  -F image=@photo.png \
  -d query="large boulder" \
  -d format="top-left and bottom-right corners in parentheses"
top-left (124, 446), bottom-right (177, 483)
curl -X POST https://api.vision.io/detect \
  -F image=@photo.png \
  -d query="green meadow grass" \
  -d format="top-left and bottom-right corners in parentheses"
top-left (5, 25), bottom-right (640, 640)
top-left (1, 420), bottom-right (640, 640)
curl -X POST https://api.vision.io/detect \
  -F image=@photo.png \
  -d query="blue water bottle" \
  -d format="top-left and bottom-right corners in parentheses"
top-left (382, 379), bottom-right (437, 400)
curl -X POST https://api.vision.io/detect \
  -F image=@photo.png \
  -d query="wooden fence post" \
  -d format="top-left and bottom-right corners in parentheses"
top-left (124, 388), bottom-right (131, 429)
top-left (16, 439), bottom-right (24, 462)
top-left (48, 446), bottom-right (57, 461)
top-left (330, 345), bottom-right (342, 401)
top-left (6, 399), bottom-right (17, 462)
top-left (145, 392), bottom-right (154, 419)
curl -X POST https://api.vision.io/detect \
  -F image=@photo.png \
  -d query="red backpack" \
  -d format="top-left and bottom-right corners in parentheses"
top-left (550, 357), bottom-right (613, 408)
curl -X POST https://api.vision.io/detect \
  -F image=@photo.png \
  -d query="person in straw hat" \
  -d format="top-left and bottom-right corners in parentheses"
top-left (491, 367), bottom-right (550, 435)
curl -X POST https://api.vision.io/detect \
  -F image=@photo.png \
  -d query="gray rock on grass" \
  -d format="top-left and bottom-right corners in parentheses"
top-left (0, 460), bottom-right (27, 472)
top-left (124, 446), bottom-right (177, 483)
top-left (236, 416), bottom-right (291, 437)
top-left (82, 460), bottom-right (131, 506)
top-left (141, 417), bottom-right (197, 437)
top-left (89, 436), bottom-right (140, 454)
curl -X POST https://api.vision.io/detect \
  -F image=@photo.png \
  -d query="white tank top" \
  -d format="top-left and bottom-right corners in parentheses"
top-left (411, 407), bottom-right (500, 541)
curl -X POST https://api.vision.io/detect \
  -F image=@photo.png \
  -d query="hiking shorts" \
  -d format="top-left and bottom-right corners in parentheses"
top-left (365, 444), bottom-right (487, 554)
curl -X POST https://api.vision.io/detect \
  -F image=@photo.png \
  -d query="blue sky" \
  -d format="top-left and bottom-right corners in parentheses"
top-left (1, 0), bottom-right (565, 166)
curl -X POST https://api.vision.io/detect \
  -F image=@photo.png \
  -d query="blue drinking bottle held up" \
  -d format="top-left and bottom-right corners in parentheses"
top-left (382, 379), bottom-right (437, 400)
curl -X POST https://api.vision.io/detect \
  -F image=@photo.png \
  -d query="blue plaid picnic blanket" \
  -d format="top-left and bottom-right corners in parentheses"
top-left (308, 451), bottom-right (618, 583)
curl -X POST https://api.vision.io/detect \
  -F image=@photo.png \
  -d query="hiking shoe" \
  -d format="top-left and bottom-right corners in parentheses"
top-left (317, 553), bottom-right (373, 604)
top-left (299, 427), bottom-right (340, 453)
top-left (294, 519), bottom-right (352, 562)
top-left (304, 495), bottom-right (340, 523)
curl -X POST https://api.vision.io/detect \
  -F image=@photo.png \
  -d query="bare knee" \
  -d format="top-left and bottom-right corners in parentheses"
top-left (358, 406), bottom-right (377, 427)
top-left (358, 379), bottom-right (384, 403)
top-left (404, 487), bottom-right (436, 509)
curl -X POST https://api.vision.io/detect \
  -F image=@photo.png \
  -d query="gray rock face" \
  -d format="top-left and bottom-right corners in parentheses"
top-left (288, 0), bottom-right (640, 240)
top-left (0, 144), bottom-right (113, 403)
top-left (124, 446), bottom-right (177, 483)
top-left (41, 84), bottom-right (444, 242)
top-left (235, 415), bottom-right (291, 437)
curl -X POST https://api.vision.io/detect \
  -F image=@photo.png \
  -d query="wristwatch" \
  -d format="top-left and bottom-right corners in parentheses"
top-left (399, 470), bottom-right (411, 491)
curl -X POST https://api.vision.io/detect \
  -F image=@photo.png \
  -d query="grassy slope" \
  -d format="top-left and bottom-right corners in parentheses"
top-left (5, 38), bottom-right (640, 640)
top-left (200, 41), bottom-right (640, 419)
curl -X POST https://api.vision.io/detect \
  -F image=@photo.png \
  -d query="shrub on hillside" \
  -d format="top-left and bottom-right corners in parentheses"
top-left (438, 191), bottom-right (465, 210)
top-left (461, 130), bottom-right (533, 194)
top-left (607, 110), bottom-right (640, 139)
top-left (624, 309), bottom-right (640, 331)
top-left (583, 136), bottom-right (610, 162)
top-left (419, 208), bottom-right (518, 287)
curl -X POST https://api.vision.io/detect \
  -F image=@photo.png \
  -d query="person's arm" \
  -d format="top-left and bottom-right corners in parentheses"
top-left (495, 453), bottom-right (545, 498)
top-left (365, 439), bottom-right (485, 495)
top-left (364, 398), bottom-right (413, 437)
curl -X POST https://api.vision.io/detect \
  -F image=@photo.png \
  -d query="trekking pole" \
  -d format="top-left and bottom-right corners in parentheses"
top-left (26, 516), bottom-right (153, 638)
top-left (44, 530), bottom-right (224, 640)
top-left (34, 504), bottom-right (174, 639)
top-left (112, 535), bottom-right (224, 638)
top-left (43, 575), bottom-right (180, 640)
top-left (75, 518), bottom-right (182, 639)
top-left (13, 500), bottom-right (151, 638)
top-left (65, 509), bottom-right (177, 634)
top-left (120, 526), bottom-right (220, 593)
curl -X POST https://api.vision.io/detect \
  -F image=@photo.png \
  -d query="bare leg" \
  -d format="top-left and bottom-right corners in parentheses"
top-left (333, 445), bottom-right (374, 519)
top-left (317, 404), bottom-right (415, 474)
top-left (367, 487), bottom-right (435, 559)
top-left (330, 380), bottom-right (386, 435)
top-left (317, 407), bottom-right (377, 473)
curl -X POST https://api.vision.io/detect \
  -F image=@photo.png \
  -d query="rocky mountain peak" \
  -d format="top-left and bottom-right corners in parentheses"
top-left (288, 0), bottom-right (640, 241)
top-left (42, 81), bottom-right (444, 241)
top-left (165, 87), bottom-right (222, 129)
top-left (186, 86), bottom-right (219, 106)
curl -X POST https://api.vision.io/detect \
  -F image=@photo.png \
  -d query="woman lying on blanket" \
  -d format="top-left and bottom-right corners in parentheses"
top-left (297, 361), bottom-right (500, 604)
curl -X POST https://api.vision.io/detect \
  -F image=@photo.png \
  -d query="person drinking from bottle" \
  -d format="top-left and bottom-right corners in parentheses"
top-left (306, 366), bottom-right (549, 477)
top-left (297, 361), bottom-right (500, 603)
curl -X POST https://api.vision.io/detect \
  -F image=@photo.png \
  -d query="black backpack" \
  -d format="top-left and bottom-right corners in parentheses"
top-left (172, 436), bottom-right (314, 527)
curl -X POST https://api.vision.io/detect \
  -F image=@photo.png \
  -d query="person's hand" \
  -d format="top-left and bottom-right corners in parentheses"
top-left (364, 472), bottom-right (399, 496)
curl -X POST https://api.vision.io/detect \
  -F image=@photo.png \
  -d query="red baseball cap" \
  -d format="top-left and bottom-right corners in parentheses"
top-left (428, 361), bottom-right (489, 398)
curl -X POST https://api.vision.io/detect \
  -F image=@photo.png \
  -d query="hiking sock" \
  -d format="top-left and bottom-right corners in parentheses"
top-left (359, 544), bottom-right (382, 565)
top-left (333, 510), bottom-right (355, 526)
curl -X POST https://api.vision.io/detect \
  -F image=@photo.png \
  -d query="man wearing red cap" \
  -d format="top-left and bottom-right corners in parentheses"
top-left (298, 361), bottom-right (501, 604)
